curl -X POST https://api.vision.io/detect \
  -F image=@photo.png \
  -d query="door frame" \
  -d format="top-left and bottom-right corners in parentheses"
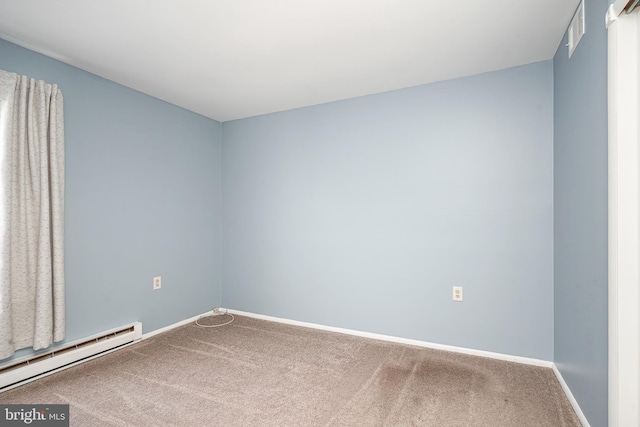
top-left (606, 2), bottom-right (640, 425)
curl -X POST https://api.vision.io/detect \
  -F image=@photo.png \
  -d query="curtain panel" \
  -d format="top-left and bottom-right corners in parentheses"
top-left (0, 69), bottom-right (65, 360)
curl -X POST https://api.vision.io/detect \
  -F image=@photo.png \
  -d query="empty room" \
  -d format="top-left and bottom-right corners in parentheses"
top-left (1, 0), bottom-right (639, 426)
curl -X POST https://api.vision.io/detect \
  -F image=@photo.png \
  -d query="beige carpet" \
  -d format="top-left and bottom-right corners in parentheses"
top-left (0, 315), bottom-right (581, 426)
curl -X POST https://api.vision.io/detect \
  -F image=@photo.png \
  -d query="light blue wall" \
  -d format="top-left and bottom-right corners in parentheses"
top-left (553, 0), bottom-right (609, 426)
top-left (1, 15), bottom-right (610, 422)
top-left (0, 38), bottom-right (223, 361)
top-left (222, 61), bottom-right (554, 360)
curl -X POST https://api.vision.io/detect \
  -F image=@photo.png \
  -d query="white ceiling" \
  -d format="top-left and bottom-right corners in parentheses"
top-left (0, 0), bottom-right (580, 122)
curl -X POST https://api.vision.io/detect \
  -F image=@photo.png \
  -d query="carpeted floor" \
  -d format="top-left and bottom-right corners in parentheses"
top-left (0, 315), bottom-right (581, 426)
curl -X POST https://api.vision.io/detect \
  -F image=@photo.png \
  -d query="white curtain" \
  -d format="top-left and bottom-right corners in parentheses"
top-left (0, 69), bottom-right (65, 360)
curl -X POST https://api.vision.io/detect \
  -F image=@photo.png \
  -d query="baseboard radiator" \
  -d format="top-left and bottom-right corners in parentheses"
top-left (0, 322), bottom-right (142, 392)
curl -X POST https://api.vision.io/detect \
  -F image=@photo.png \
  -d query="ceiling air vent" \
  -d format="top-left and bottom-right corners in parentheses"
top-left (568, 0), bottom-right (585, 58)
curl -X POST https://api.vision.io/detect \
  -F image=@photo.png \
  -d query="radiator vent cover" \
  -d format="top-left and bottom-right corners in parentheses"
top-left (0, 322), bottom-right (142, 391)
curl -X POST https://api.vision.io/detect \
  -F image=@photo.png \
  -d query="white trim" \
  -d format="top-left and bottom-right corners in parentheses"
top-left (608, 16), bottom-right (621, 426)
top-left (224, 308), bottom-right (553, 368)
top-left (552, 365), bottom-right (591, 427)
top-left (228, 309), bottom-right (599, 419)
top-left (614, 0), bottom-right (633, 16)
top-left (142, 311), bottom-right (213, 340)
top-left (607, 1), bottom-right (625, 28)
top-left (2, 307), bottom-right (589, 424)
top-left (608, 7), bottom-right (640, 427)
top-left (607, 4), bottom-right (619, 28)
top-left (608, 0), bottom-right (640, 27)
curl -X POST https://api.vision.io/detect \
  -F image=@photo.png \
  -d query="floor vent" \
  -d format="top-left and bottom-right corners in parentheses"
top-left (0, 322), bottom-right (142, 392)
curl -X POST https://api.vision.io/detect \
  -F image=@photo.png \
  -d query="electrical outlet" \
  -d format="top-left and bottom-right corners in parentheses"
top-left (453, 286), bottom-right (463, 302)
top-left (153, 276), bottom-right (161, 290)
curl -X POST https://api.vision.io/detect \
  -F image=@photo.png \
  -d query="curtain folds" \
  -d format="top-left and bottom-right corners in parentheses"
top-left (0, 69), bottom-right (65, 360)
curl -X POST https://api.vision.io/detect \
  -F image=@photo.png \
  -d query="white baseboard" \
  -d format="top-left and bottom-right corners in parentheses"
top-left (226, 308), bottom-right (593, 423)
top-left (142, 310), bottom-right (212, 340)
top-left (2, 307), bottom-right (589, 425)
top-left (223, 308), bottom-right (553, 368)
top-left (552, 364), bottom-right (591, 427)
top-left (112, 308), bottom-right (591, 426)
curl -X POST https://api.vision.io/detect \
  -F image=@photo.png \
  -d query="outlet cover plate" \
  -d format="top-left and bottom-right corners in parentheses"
top-left (453, 286), bottom-right (463, 302)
